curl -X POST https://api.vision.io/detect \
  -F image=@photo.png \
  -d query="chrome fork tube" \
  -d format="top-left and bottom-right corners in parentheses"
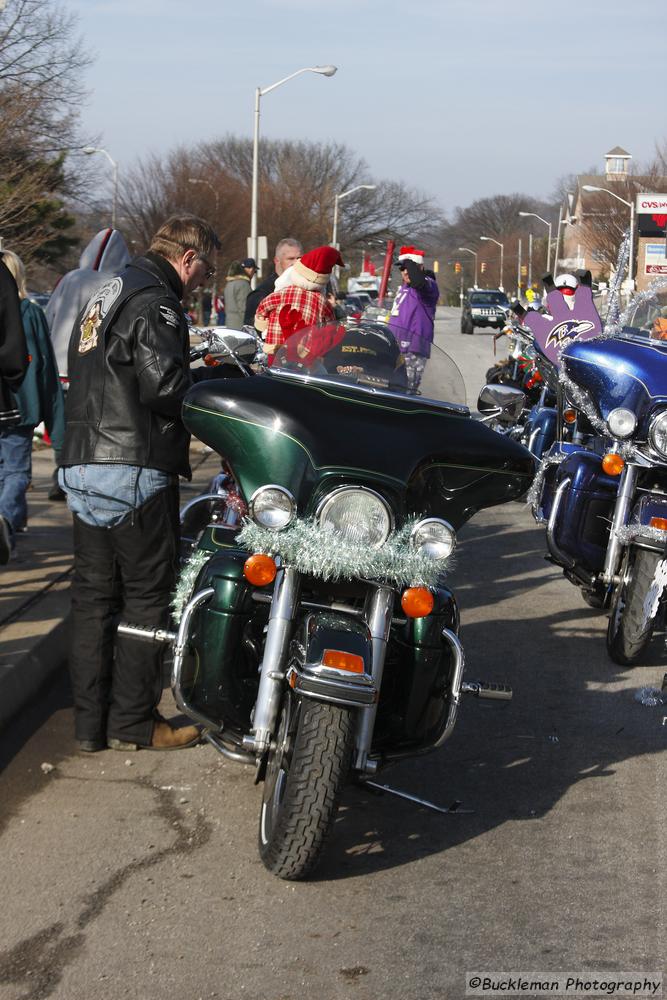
top-left (602, 464), bottom-right (638, 584)
top-left (354, 585), bottom-right (394, 771)
top-left (246, 566), bottom-right (299, 753)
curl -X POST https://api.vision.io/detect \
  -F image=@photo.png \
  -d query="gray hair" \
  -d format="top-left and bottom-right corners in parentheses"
top-left (275, 237), bottom-right (302, 260)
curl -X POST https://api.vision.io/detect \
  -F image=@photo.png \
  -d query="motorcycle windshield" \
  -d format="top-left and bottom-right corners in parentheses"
top-left (265, 320), bottom-right (467, 409)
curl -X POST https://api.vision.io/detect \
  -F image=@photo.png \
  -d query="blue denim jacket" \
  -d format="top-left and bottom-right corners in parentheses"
top-left (59, 464), bottom-right (174, 528)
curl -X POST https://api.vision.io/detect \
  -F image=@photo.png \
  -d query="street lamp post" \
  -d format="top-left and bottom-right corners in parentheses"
top-left (457, 246), bottom-right (478, 287)
top-left (250, 65), bottom-right (337, 278)
top-left (479, 236), bottom-right (504, 290)
top-left (188, 178), bottom-right (220, 324)
top-left (83, 146), bottom-right (118, 228)
top-left (582, 184), bottom-right (635, 285)
top-left (518, 211), bottom-right (553, 273)
top-left (553, 212), bottom-right (577, 276)
top-left (331, 185), bottom-right (376, 249)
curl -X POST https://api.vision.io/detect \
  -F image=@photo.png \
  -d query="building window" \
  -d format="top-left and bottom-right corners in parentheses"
top-left (607, 157), bottom-right (626, 175)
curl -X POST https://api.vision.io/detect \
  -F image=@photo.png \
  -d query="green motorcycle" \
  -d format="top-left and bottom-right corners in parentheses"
top-left (122, 322), bottom-right (534, 880)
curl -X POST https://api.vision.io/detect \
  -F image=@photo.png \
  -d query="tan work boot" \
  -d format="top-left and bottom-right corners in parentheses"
top-left (149, 719), bottom-right (201, 750)
top-left (108, 715), bottom-right (201, 751)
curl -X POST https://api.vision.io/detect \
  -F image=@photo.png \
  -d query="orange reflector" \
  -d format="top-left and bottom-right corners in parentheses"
top-left (243, 553), bottom-right (277, 586)
top-left (602, 453), bottom-right (625, 476)
top-left (322, 649), bottom-right (365, 673)
top-left (401, 587), bottom-right (434, 618)
top-left (649, 517), bottom-right (667, 531)
top-left (563, 408), bottom-right (577, 424)
top-left (204, 354), bottom-right (221, 367)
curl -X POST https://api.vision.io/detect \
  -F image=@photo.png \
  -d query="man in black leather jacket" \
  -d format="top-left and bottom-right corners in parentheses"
top-left (59, 215), bottom-right (220, 753)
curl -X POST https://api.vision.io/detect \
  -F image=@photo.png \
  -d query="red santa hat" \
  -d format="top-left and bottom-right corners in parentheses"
top-left (288, 245), bottom-right (345, 291)
top-left (398, 245), bottom-right (425, 265)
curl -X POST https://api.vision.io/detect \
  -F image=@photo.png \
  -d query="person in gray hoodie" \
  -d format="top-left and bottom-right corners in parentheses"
top-left (46, 228), bottom-right (131, 376)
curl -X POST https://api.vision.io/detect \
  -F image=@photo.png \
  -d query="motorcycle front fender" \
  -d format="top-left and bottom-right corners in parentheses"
top-left (287, 611), bottom-right (376, 708)
top-left (628, 491), bottom-right (667, 550)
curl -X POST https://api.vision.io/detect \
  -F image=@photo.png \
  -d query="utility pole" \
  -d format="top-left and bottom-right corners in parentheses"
top-left (517, 239), bottom-right (522, 299)
top-left (528, 233), bottom-right (533, 289)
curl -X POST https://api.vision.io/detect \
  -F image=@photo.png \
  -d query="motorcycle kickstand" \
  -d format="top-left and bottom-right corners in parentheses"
top-left (357, 778), bottom-right (474, 816)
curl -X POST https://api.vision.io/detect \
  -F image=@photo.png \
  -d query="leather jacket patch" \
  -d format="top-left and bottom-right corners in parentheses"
top-left (79, 277), bottom-right (123, 354)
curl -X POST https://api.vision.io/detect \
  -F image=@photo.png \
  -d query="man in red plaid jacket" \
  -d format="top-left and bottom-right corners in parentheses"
top-left (254, 245), bottom-right (344, 355)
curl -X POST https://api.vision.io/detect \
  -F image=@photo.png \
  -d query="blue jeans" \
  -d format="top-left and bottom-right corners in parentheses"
top-left (0, 425), bottom-right (34, 534)
top-left (58, 464), bottom-right (175, 528)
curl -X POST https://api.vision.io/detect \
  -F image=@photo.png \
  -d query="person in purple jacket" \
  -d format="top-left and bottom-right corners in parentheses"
top-left (388, 245), bottom-right (439, 393)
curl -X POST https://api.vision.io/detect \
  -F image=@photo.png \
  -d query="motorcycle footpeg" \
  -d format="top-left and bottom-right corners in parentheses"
top-left (461, 679), bottom-right (513, 702)
top-left (117, 622), bottom-right (177, 645)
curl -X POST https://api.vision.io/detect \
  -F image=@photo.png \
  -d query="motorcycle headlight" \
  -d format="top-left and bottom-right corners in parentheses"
top-left (410, 518), bottom-right (456, 561)
top-left (607, 407), bottom-right (637, 439)
top-left (649, 411), bottom-right (667, 459)
top-left (317, 487), bottom-right (393, 549)
top-left (249, 485), bottom-right (296, 530)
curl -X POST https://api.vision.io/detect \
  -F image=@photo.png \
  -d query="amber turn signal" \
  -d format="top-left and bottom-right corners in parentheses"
top-left (204, 354), bottom-right (221, 367)
top-left (649, 517), bottom-right (667, 531)
top-left (322, 649), bottom-right (365, 673)
top-left (401, 587), bottom-right (434, 618)
top-left (602, 453), bottom-right (625, 476)
top-left (243, 553), bottom-right (277, 586)
top-left (563, 408), bottom-right (577, 424)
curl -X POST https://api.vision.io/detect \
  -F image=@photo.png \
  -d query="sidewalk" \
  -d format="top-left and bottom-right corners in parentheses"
top-left (0, 441), bottom-right (221, 731)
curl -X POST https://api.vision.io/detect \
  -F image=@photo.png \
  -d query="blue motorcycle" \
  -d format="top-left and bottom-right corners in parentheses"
top-left (531, 288), bottom-right (667, 664)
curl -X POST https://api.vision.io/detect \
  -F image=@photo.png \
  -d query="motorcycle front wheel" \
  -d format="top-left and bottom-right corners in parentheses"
top-left (606, 548), bottom-right (662, 665)
top-left (258, 691), bottom-right (355, 880)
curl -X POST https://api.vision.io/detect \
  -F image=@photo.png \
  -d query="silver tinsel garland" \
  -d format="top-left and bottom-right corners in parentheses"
top-left (525, 451), bottom-right (567, 512)
top-left (236, 517), bottom-right (449, 589)
top-left (616, 524), bottom-right (667, 546)
top-left (634, 686), bottom-right (665, 707)
top-left (171, 548), bottom-right (210, 623)
top-left (603, 231), bottom-right (630, 333)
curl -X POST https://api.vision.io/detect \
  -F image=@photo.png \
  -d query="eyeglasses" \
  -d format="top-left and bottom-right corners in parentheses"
top-left (196, 255), bottom-right (216, 280)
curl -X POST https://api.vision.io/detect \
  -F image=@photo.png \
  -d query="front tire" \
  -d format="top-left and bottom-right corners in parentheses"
top-left (606, 548), bottom-right (663, 665)
top-left (258, 693), bottom-right (355, 880)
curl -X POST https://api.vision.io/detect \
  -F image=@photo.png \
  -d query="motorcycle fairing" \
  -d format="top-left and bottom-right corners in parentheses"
top-left (562, 337), bottom-right (667, 428)
top-left (183, 376), bottom-right (535, 529)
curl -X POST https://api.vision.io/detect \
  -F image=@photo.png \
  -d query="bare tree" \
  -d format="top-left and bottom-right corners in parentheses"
top-left (0, 1), bottom-right (91, 266)
top-left (118, 136), bottom-right (441, 273)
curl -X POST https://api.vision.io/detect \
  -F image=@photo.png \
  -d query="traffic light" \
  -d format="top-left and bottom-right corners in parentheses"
top-left (521, 265), bottom-right (528, 277)
top-left (454, 261), bottom-right (461, 273)
top-left (480, 262), bottom-right (487, 274)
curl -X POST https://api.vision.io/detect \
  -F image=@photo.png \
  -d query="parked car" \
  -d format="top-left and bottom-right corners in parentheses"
top-left (461, 288), bottom-right (510, 335)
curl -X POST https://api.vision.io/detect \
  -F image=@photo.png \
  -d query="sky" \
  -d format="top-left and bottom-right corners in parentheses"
top-left (68, 0), bottom-right (664, 217)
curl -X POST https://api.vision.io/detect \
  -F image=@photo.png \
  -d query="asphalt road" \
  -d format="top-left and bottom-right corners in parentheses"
top-left (1, 308), bottom-right (665, 1000)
